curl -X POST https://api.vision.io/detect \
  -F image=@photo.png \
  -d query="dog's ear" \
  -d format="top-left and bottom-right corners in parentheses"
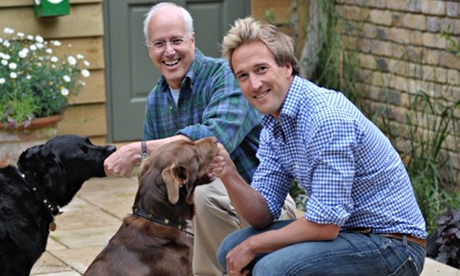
top-left (161, 163), bottom-right (189, 205)
top-left (17, 145), bottom-right (44, 172)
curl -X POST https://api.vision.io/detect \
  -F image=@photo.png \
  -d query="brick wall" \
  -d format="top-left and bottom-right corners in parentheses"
top-left (336, 0), bottom-right (460, 181)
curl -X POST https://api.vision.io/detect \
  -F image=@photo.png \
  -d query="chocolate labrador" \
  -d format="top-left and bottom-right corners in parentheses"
top-left (84, 137), bottom-right (218, 276)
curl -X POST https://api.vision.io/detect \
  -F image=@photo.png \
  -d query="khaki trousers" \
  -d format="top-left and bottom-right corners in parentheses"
top-left (190, 178), bottom-right (297, 276)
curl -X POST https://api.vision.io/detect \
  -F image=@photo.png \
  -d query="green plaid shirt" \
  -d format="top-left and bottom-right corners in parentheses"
top-left (143, 49), bottom-right (261, 183)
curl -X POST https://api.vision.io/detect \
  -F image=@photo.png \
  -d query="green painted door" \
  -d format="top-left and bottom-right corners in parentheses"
top-left (104, 0), bottom-right (251, 142)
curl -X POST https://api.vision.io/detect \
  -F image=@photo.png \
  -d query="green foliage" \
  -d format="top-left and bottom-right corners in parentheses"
top-left (441, 25), bottom-right (460, 56)
top-left (289, 180), bottom-right (308, 211)
top-left (0, 27), bottom-right (91, 128)
top-left (377, 27), bottom-right (460, 235)
top-left (303, 0), bottom-right (361, 107)
top-left (402, 90), bottom-right (460, 234)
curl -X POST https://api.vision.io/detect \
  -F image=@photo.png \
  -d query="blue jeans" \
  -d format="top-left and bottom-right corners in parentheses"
top-left (217, 220), bottom-right (426, 276)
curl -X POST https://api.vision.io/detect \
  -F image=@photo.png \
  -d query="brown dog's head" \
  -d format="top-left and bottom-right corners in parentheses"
top-left (134, 137), bottom-right (218, 220)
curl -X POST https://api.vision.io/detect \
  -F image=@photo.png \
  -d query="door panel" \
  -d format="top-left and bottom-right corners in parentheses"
top-left (104, 0), bottom-right (250, 142)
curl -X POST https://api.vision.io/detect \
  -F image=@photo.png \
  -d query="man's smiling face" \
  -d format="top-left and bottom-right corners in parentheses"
top-left (147, 5), bottom-right (195, 89)
top-left (232, 41), bottom-right (293, 118)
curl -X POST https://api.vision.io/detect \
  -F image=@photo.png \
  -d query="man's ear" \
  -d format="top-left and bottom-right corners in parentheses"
top-left (284, 62), bottom-right (292, 77)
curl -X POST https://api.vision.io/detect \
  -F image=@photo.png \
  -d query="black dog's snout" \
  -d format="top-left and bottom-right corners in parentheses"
top-left (105, 145), bottom-right (117, 154)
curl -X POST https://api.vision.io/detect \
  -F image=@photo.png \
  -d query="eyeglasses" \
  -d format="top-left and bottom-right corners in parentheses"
top-left (146, 37), bottom-right (188, 51)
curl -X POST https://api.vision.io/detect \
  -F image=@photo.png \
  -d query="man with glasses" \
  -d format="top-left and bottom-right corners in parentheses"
top-left (103, 2), bottom-right (296, 275)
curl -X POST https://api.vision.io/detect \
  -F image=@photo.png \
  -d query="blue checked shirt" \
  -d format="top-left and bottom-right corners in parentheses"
top-left (143, 49), bottom-right (262, 183)
top-left (252, 76), bottom-right (427, 239)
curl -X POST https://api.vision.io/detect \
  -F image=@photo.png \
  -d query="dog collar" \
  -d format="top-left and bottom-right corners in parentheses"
top-left (132, 206), bottom-right (186, 231)
top-left (18, 170), bottom-right (62, 218)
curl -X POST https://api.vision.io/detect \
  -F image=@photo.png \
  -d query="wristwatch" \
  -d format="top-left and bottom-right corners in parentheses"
top-left (141, 140), bottom-right (149, 160)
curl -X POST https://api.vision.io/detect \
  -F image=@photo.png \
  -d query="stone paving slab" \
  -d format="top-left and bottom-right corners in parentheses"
top-left (31, 176), bottom-right (136, 275)
top-left (30, 176), bottom-right (460, 275)
top-left (422, 258), bottom-right (460, 276)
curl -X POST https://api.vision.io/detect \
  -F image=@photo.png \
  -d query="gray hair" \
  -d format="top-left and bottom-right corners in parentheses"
top-left (143, 2), bottom-right (194, 43)
top-left (222, 17), bottom-right (299, 76)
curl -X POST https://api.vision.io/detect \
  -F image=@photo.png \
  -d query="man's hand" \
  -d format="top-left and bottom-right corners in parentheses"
top-left (104, 142), bottom-right (140, 176)
top-left (226, 239), bottom-right (254, 276)
top-left (209, 143), bottom-right (235, 177)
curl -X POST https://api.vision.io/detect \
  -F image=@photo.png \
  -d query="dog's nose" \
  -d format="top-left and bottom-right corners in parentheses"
top-left (105, 145), bottom-right (117, 154)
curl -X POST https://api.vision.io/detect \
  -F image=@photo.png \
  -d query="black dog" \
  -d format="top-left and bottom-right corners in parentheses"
top-left (0, 134), bottom-right (116, 276)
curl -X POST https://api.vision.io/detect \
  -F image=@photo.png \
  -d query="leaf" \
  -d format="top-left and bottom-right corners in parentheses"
top-left (438, 214), bottom-right (452, 225)
top-left (436, 251), bottom-right (449, 263)
top-left (453, 210), bottom-right (460, 222)
top-left (445, 228), bottom-right (458, 237)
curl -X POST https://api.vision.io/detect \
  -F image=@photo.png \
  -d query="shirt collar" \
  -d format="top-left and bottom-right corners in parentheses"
top-left (262, 75), bottom-right (303, 128)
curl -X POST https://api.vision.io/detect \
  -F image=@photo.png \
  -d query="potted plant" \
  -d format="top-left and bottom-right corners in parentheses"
top-left (0, 27), bottom-right (90, 129)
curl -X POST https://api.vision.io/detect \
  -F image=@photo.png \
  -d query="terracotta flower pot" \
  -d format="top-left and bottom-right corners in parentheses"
top-left (0, 114), bottom-right (64, 167)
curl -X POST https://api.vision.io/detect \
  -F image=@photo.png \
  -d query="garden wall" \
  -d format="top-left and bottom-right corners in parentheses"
top-left (335, 0), bottom-right (460, 182)
top-left (252, 0), bottom-right (460, 183)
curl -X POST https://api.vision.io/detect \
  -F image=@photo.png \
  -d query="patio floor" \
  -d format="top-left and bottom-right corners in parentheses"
top-left (30, 176), bottom-right (460, 276)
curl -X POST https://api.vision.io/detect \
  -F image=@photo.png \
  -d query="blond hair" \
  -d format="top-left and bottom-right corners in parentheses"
top-left (222, 17), bottom-right (299, 76)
